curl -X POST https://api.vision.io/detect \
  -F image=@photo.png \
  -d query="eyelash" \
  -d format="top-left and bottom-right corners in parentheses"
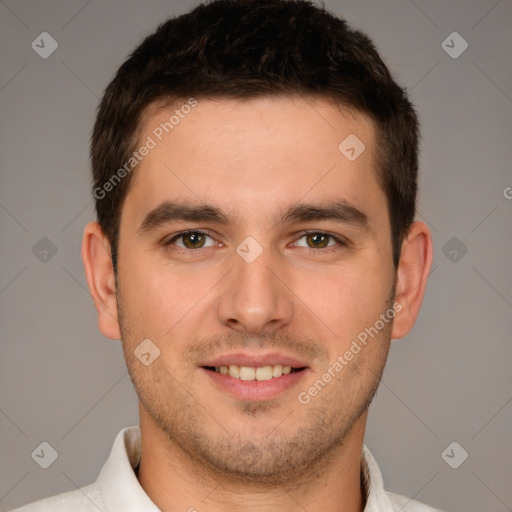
top-left (164, 229), bottom-right (348, 256)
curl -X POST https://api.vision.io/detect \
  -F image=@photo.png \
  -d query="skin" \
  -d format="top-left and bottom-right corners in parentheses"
top-left (82, 95), bottom-right (433, 512)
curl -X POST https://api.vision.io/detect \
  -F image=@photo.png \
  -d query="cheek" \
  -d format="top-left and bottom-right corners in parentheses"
top-left (292, 263), bottom-right (393, 337)
top-left (118, 253), bottom-right (221, 338)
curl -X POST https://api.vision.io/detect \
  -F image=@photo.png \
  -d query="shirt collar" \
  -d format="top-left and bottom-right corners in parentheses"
top-left (361, 444), bottom-right (396, 511)
top-left (96, 426), bottom-right (159, 511)
top-left (97, 426), bottom-right (395, 512)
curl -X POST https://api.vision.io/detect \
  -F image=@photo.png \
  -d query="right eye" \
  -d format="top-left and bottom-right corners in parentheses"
top-left (164, 230), bottom-right (219, 251)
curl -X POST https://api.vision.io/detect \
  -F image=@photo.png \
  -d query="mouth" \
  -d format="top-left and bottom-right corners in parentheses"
top-left (202, 364), bottom-right (307, 381)
top-left (199, 353), bottom-right (310, 401)
top-left (201, 365), bottom-right (308, 401)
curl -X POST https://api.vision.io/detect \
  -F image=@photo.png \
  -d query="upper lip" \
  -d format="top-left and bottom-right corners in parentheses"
top-left (200, 351), bottom-right (309, 368)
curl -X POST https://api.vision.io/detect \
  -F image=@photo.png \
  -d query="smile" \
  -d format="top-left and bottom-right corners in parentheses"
top-left (203, 364), bottom-right (305, 381)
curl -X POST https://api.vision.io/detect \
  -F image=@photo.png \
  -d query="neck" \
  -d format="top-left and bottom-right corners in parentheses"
top-left (137, 405), bottom-right (367, 512)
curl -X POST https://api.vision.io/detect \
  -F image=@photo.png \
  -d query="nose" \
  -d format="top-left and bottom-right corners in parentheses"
top-left (216, 245), bottom-right (295, 335)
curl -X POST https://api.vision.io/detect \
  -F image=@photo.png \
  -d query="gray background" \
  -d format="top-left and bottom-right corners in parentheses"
top-left (1, 1), bottom-right (511, 511)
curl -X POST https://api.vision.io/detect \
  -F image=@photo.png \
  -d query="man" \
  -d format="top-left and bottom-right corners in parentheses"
top-left (11, 0), bottom-right (442, 510)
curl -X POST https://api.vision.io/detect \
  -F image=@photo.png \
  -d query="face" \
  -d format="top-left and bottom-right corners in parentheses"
top-left (115, 96), bottom-right (397, 484)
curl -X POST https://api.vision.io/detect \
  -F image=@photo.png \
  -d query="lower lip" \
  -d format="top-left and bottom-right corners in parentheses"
top-left (201, 368), bottom-right (308, 401)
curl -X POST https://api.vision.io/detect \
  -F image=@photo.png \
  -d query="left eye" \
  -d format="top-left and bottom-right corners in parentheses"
top-left (293, 232), bottom-right (340, 249)
top-left (166, 231), bottom-right (217, 249)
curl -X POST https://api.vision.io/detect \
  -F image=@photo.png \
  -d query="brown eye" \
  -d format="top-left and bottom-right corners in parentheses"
top-left (166, 230), bottom-right (216, 250)
top-left (305, 233), bottom-right (330, 248)
top-left (292, 231), bottom-right (347, 253)
top-left (181, 232), bottom-right (206, 249)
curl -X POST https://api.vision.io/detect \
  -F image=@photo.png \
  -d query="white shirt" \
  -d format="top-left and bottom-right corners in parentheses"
top-left (9, 426), bottom-right (445, 512)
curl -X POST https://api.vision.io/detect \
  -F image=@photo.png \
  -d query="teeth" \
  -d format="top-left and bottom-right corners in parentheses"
top-left (272, 364), bottom-right (283, 377)
top-left (215, 364), bottom-right (300, 380)
top-left (228, 365), bottom-right (240, 378)
top-left (255, 366), bottom-right (273, 381)
top-left (240, 366), bottom-right (255, 380)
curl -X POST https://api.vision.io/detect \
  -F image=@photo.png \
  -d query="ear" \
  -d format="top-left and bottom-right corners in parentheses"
top-left (81, 221), bottom-right (121, 340)
top-left (391, 221), bottom-right (433, 339)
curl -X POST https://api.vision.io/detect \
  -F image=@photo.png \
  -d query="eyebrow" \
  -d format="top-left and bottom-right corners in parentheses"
top-left (138, 202), bottom-right (232, 234)
top-left (278, 201), bottom-right (368, 228)
top-left (137, 199), bottom-right (369, 234)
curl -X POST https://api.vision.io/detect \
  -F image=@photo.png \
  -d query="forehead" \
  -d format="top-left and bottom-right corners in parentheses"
top-left (123, 96), bottom-right (385, 230)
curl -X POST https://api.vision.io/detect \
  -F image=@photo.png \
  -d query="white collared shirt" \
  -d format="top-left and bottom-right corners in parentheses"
top-left (10, 426), bottom-right (445, 512)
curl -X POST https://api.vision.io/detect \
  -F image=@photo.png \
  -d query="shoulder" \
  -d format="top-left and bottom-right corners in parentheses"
top-left (386, 490), bottom-right (446, 512)
top-left (7, 483), bottom-right (104, 512)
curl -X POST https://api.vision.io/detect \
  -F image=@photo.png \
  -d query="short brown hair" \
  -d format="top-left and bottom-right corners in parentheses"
top-left (91, 0), bottom-right (419, 270)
